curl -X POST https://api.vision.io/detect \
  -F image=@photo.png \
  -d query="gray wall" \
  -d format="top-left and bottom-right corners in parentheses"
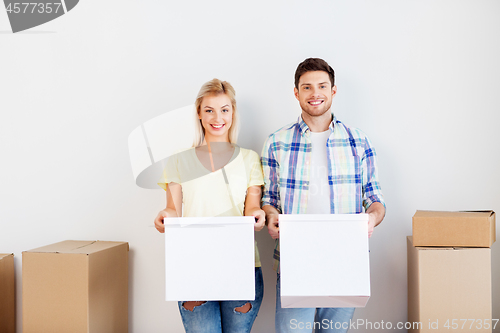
top-left (1, 1), bottom-right (499, 332)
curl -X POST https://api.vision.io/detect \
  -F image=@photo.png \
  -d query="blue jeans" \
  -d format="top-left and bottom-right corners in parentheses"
top-left (276, 273), bottom-right (355, 333)
top-left (178, 267), bottom-right (263, 333)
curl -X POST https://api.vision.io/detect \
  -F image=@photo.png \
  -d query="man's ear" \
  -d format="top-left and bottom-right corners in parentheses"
top-left (331, 85), bottom-right (337, 98)
top-left (294, 87), bottom-right (299, 101)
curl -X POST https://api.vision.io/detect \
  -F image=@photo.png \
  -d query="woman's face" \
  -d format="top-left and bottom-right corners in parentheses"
top-left (198, 94), bottom-right (233, 143)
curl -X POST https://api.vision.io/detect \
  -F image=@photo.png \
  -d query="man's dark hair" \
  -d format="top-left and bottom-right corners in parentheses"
top-left (294, 58), bottom-right (335, 89)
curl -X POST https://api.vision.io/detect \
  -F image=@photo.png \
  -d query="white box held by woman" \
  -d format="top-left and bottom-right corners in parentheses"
top-left (165, 216), bottom-right (255, 301)
top-left (279, 214), bottom-right (370, 308)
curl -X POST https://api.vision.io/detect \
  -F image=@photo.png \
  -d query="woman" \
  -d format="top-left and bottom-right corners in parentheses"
top-left (154, 79), bottom-right (265, 333)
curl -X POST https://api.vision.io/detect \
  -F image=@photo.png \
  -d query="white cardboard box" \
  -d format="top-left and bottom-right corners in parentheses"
top-left (165, 216), bottom-right (255, 301)
top-left (279, 214), bottom-right (370, 308)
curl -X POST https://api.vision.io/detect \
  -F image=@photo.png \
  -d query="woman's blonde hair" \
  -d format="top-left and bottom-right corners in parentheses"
top-left (193, 79), bottom-right (239, 147)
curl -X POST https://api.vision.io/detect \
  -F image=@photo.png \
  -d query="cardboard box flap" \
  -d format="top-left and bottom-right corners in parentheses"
top-left (414, 210), bottom-right (494, 219)
top-left (460, 210), bottom-right (494, 216)
top-left (408, 236), bottom-right (452, 250)
top-left (0, 253), bottom-right (14, 260)
top-left (25, 240), bottom-right (128, 254)
top-left (408, 237), bottom-right (481, 251)
top-left (82, 241), bottom-right (128, 254)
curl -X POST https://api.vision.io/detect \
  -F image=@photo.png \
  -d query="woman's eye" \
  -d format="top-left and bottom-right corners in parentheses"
top-left (205, 110), bottom-right (213, 113)
top-left (222, 109), bottom-right (229, 113)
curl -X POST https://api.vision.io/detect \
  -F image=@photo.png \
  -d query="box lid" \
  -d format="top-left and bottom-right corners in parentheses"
top-left (0, 253), bottom-right (14, 260)
top-left (24, 240), bottom-right (128, 254)
top-left (408, 236), bottom-right (490, 251)
top-left (413, 210), bottom-right (494, 219)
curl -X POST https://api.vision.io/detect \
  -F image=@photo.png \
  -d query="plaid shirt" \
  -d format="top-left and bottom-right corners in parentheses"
top-left (261, 114), bottom-right (385, 270)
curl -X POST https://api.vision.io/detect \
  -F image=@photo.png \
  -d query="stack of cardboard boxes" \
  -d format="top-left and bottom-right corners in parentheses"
top-left (407, 210), bottom-right (496, 333)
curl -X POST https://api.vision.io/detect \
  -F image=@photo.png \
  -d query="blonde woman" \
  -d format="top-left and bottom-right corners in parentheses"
top-left (154, 79), bottom-right (265, 332)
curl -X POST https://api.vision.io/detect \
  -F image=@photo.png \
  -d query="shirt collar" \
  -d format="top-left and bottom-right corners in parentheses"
top-left (297, 113), bottom-right (336, 136)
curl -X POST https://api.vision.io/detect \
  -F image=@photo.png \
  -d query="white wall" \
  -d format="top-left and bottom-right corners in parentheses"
top-left (1, 1), bottom-right (499, 332)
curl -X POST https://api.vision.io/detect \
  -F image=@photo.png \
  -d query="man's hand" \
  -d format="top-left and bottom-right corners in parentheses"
top-left (367, 213), bottom-right (376, 238)
top-left (366, 202), bottom-right (386, 238)
top-left (267, 213), bottom-right (279, 239)
top-left (263, 205), bottom-right (280, 239)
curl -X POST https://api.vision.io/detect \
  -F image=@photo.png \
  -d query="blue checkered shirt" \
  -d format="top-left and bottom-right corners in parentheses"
top-left (261, 115), bottom-right (385, 270)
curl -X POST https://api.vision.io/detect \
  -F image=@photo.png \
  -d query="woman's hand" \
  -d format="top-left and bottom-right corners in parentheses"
top-left (243, 185), bottom-right (266, 231)
top-left (154, 210), bottom-right (169, 233)
top-left (251, 209), bottom-right (266, 232)
top-left (155, 183), bottom-right (182, 234)
top-left (154, 208), bottom-right (178, 233)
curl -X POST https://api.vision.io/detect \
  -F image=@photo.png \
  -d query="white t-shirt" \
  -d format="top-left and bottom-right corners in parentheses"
top-left (306, 130), bottom-right (331, 214)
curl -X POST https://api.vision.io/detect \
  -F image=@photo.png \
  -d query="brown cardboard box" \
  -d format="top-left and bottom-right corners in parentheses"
top-left (23, 241), bottom-right (128, 333)
top-left (412, 210), bottom-right (496, 247)
top-left (0, 253), bottom-right (15, 333)
top-left (407, 236), bottom-right (492, 333)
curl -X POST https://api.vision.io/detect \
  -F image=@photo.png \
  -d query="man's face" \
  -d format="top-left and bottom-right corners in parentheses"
top-left (294, 71), bottom-right (336, 118)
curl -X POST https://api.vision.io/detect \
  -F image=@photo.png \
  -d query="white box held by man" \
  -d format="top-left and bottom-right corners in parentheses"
top-left (279, 214), bottom-right (370, 308)
top-left (165, 216), bottom-right (255, 301)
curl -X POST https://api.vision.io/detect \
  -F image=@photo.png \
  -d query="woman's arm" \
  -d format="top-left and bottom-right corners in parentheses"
top-left (154, 182), bottom-right (182, 233)
top-left (244, 185), bottom-right (265, 232)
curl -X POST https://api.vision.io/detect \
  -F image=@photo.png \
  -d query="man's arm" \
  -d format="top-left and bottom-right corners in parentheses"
top-left (366, 202), bottom-right (385, 238)
top-left (360, 133), bottom-right (386, 237)
top-left (261, 134), bottom-right (282, 239)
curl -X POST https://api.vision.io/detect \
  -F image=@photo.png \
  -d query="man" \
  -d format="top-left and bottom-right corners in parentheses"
top-left (261, 58), bottom-right (386, 333)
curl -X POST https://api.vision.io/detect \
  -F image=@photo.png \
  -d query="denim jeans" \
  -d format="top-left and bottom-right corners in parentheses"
top-left (275, 273), bottom-right (355, 333)
top-left (178, 267), bottom-right (263, 333)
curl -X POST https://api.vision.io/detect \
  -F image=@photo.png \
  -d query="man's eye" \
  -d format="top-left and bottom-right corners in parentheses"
top-left (320, 85), bottom-right (326, 89)
top-left (303, 86), bottom-right (310, 90)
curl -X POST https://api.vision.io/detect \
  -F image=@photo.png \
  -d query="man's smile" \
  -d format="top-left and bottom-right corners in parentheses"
top-left (308, 100), bottom-right (324, 106)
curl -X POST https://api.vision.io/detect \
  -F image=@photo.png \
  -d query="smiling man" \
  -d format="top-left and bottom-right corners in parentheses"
top-left (261, 58), bottom-right (386, 333)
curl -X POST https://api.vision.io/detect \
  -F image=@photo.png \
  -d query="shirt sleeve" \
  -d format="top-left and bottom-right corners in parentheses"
top-left (361, 135), bottom-right (385, 211)
top-left (157, 154), bottom-right (181, 191)
top-left (261, 135), bottom-right (282, 212)
top-left (245, 150), bottom-right (264, 188)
